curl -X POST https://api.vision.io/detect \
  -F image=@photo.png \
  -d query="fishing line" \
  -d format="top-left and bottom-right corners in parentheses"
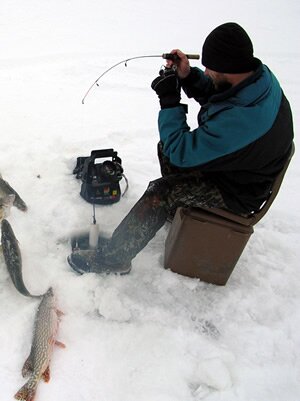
top-left (89, 203), bottom-right (99, 249)
top-left (81, 53), bottom-right (200, 104)
top-left (92, 203), bottom-right (96, 224)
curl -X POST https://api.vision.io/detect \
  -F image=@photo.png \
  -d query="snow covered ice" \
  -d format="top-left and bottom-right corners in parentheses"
top-left (0, 0), bottom-right (300, 400)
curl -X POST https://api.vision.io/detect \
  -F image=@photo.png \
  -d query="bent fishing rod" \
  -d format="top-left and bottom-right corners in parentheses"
top-left (81, 53), bottom-right (200, 104)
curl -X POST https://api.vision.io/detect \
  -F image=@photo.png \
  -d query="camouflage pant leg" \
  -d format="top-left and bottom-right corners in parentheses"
top-left (102, 172), bottom-right (226, 265)
top-left (161, 172), bottom-right (226, 217)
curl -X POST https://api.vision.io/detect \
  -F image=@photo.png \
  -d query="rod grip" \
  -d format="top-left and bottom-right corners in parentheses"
top-left (162, 53), bottom-right (200, 61)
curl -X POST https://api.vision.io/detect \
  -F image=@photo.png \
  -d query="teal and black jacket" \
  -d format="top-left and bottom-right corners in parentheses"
top-left (157, 62), bottom-right (294, 214)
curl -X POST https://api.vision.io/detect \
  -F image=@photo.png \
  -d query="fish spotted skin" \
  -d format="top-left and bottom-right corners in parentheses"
top-left (1, 219), bottom-right (39, 297)
top-left (0, 176), bottom-right (27, 212)
top-left (14, 287), bottom-right (65, 401)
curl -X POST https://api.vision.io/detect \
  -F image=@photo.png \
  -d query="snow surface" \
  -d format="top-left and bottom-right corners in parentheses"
top-left (0, 0), bottom-right (299, 400)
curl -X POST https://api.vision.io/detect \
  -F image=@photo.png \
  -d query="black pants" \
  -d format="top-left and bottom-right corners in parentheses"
top-left (103, 143), bottom-right (227, 265)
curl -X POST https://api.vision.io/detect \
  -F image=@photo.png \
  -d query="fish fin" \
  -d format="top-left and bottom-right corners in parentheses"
top-left (22, 355), bottom-right (34, 378)
top-left (14, 384), bottom-right (36, 401)
top-left (14, 195), bottom-right (28, 212)
top-left (55, 340), bottom-right (66, 348)
top-left (42, 366), bottom-right (50, 382)
top-left (1, 178), bottom-right (27, 212)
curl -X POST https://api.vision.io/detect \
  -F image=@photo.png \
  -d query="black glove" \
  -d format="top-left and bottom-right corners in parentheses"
top-left (151, 68), bottom-right (181, 109)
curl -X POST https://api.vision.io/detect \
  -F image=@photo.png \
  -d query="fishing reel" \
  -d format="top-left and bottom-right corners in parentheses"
top-left (158, 64), bottom-right (178, 77)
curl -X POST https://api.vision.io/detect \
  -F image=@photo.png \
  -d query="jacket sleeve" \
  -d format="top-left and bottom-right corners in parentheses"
top-left (158, 105), bottom-right (226, 168)
top-left (180, 67), bottom-right (216, 105)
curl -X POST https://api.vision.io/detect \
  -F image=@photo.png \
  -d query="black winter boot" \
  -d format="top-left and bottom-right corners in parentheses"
top-left (67, 249), bottom-right (131, 275)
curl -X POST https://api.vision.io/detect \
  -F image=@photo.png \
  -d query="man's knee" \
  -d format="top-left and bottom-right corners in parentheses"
top-left (138, 178), bottom-right (169, 209)
top-left (146, 178), bottom-right (169, 196)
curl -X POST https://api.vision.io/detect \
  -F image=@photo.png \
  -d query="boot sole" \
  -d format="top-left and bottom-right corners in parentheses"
top-left (67, 255), bottom-right (131, 275)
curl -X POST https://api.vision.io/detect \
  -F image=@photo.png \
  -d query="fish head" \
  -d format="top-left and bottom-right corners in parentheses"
top-left (44, 287), bottom-right (56, 304)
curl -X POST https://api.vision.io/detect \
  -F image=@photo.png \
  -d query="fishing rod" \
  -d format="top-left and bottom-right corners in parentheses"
top-left (81, 53), bottom-right (200, 104)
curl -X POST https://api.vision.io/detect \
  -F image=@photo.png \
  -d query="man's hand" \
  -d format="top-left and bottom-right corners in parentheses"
top-left (165, 49), bottom-right (191, 79)
top-left (151, 68), bottom-right (181, 109)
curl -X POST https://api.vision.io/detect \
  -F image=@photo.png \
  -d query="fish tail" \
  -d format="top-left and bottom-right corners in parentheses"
top-left (14, 193), bottom-right (28, 212)
top-left (14, 382), bottom-right (36, 401)
top-left (0, 177), bottom-right (27, 211)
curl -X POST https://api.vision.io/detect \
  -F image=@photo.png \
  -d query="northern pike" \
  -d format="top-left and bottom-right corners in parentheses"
top-left (1, 219), bottom-right (40, 297)
top-left (0, 174), bottom-right (27, 212)
top-left (15, 287), bottom-right (65, 401)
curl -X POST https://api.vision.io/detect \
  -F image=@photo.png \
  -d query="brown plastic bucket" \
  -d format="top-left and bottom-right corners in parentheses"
top-left (164, 207), bottom-right (254, 285)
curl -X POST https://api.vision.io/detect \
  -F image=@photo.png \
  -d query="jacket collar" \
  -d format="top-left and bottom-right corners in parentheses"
top-left (208, 58), bottom-right (263, 103)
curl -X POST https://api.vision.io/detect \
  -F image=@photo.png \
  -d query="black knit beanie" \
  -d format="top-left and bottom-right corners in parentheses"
top-left (202, 22), bottom-right (257, 73)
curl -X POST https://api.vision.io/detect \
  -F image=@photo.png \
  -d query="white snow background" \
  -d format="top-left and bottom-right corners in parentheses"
top-left (0, 0), bottom-right (300, 400)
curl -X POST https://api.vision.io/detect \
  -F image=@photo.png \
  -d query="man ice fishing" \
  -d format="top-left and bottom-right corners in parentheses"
top-left (68, 22), bottom-right (294, 275)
